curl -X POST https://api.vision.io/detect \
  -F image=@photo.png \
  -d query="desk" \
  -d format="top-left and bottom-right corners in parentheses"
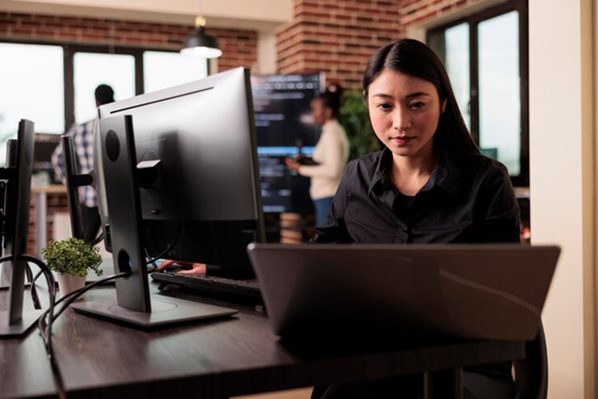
top-left (0, 285), bottom-right (526, 399)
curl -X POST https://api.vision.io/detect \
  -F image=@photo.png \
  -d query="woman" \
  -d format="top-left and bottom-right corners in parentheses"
top-left (312, 39), bottom-right (520, 398)
top-left (286, 85), bottom-right (350, 226)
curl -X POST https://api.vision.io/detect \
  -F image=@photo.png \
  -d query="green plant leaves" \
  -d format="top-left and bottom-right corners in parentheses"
top-left (339, 90), bottom-right (381, 161)
top-left (42, 237), bottom-right (103, 277)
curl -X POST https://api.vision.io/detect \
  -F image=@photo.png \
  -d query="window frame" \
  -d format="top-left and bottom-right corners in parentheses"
top-left (427, 0), bottom-right (529, 187)
top-left (0, 38), bottom-right (209, 134)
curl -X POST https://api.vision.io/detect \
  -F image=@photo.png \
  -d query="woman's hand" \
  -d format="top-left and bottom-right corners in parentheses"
top-left (156, 259), bottom-right (207, 277)
top-left (285, 157), bottom-right (301, 172)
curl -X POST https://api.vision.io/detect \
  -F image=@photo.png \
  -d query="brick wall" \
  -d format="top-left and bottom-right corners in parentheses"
top-left (397, 0), bottom-right (488, 26)
top-left (0, 12), bottom-right (258, 72)
top-left (276, 0), bottom-right (483, 89)
top-left (276, 0), bottom-right (404, 89)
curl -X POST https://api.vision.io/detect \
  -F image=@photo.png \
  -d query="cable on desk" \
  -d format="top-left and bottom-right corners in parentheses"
top-left (88, 232), bottom-right (104, 247)
top-left (145, 221), bottom-right (182, 271)
top-left (32, 268), bottom-right (43, 286)
top-left (25, 262), bottom-right (41, 309)
top-left (13, 255), bottom-right (64, 399)
top-left (0, 254), bottom-right (42, 308)
top-left (24, 253), bottom-right (131, 399)
top-left (40, 270), bottom-right (130, 325)
top-left (23, 249), bottom-right (161, 399)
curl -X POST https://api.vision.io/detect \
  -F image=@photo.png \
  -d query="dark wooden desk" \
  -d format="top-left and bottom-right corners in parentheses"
top-left (0, 285), bottom-right (526, 399)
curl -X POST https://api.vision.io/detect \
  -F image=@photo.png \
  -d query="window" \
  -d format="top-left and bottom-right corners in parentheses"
top-left (0, 42), bottom-right (64, 165)
top-left (0, 41), bottom-right (209, 134)
top-left (73, 52), bottom-right (136, 123)
top-left (428, 0), bottom-right (528, 186)
top-left (143, 51), bottom-right (208, 93)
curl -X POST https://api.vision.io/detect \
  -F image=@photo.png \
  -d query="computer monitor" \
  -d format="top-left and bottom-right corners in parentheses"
top-left (61, 134), bottom-right (93, 241)
top-left (71, 67), bottom-right (263, 327)
top-left (0, 119), bottom-right (44, 337)
top-left (251, 73), bottom-right (322, 213)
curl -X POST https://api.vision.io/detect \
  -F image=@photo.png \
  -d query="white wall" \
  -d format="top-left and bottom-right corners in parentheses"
top-left (529, 0), bottom-right (596, 397)
top-left (0, 0), bottom-right (293, 29)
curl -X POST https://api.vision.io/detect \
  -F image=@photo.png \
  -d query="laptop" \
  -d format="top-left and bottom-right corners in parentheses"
top-left (247, 243), bottom-right (560, 341)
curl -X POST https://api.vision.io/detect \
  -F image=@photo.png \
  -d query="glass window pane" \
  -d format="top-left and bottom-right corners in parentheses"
top-left (478, 11), bottom-right (520, 175)
top-left (0, 42), bottom-right (64, 166)
top-left (429, 24), bottom-right (470, 130)
top-left (143, 51), bottom-right (208, 93)
top-left (73, 52), bottom-right (136, 124)
top-left (444, 24), bottom-right (471, 131)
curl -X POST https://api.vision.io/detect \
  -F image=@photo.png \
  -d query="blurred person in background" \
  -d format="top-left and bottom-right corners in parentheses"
top-left (286, 84), bottom-right (350, 226)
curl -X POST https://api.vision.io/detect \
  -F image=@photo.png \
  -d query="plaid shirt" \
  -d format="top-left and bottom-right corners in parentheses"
top-left (51, 119), bottom-right (97, 208)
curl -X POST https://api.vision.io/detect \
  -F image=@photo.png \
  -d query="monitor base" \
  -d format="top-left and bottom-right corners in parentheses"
top-left (0, 309), bottom-right (45, 338)
top-left (71, 293), bottom-right (237, 328)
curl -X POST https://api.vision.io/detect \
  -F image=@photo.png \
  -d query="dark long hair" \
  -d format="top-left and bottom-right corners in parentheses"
top-left (362, 39), bottom-right (479, 158)
top-left (316, 83), bottom-right (343, 120)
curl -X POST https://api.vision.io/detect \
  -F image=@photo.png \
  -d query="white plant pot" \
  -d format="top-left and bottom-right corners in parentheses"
top-left (56, 272), bottom-right (86, 298)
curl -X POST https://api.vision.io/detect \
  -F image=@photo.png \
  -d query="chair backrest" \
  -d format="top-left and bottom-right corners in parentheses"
top-left (514, 320), bottom-right (548, 399)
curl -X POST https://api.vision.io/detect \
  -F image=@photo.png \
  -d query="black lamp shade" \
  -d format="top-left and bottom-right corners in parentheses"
top-left (181, 26), bottom-right (222, 58)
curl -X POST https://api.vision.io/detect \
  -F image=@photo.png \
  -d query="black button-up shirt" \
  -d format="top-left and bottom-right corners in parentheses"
top-left (315, 148), bottom-right (520, 244)
top-left (314, 148), bottom-right (520, 379)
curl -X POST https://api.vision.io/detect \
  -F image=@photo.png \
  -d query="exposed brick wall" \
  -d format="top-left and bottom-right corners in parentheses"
top-left (397, 0), bottom-right (488, 25)
top-left (0, 12), bottom-right (258, 72)
top-left (276, 0), bottom-right (482, 89)
top-left (276, 0), bottom-right (404, 89)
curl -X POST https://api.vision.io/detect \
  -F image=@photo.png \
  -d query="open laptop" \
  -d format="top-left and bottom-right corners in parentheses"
top-left (247, 243), bottom-right (560, 341)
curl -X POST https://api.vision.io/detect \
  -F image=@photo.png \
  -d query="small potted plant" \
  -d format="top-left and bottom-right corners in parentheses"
top-left (42, 237), bottom-right (103, 297)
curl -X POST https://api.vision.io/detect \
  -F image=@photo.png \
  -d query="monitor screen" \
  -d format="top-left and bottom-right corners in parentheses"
top-left (95, 67), bottom-right (264, 280)
top-left (61, 134), bottom-right (88, 241)
top-left (251, 73), bottom-right (322, 213)
top-left (0, 119), bottom-right (43, 337)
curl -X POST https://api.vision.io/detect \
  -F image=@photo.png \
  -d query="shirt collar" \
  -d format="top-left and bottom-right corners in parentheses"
top-left (368, 148), bottom-right (464, 200)
top-left (368, 148), bottom-right (392, 195)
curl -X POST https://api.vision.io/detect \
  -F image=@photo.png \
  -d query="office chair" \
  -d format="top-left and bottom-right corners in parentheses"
top-left (514, 320), bottom-right (548, 399)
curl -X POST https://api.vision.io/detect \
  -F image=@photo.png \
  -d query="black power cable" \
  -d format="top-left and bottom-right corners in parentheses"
top-left (16, 225), bottom-right (180, 397)
top-left (21, 255), bottom-right (63, 399)
top-left (145, 222), bottom-right (182, 272)
top-left (36, 269), bottom-right (130, 399)
top-left (24, 263), bottom-right (41, 309)
top-left (88, 233), bottom-right (104, 248)
top-left (9, 254), bottom-right (129, 399)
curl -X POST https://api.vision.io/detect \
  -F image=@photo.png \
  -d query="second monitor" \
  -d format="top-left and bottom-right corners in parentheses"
top-left (96, 66), bottom-right (265, 279)
top-left (70, 67), bottom-right (264, 326)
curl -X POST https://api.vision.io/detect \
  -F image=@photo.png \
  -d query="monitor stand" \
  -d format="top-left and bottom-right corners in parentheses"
top-left (71, 293), bottom-right (236, 328)
top-left (71, 114), bottom-right (237, 328)
top-left (0, 262), bottom-right (44, 338)
top-left (0, 264), bottom-right (33, 290)
top-left (0, 309), bottom-right (45, 337)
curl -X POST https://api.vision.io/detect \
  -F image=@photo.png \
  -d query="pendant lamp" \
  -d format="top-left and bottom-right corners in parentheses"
top-left (181, 16), bottom-right (222, 59)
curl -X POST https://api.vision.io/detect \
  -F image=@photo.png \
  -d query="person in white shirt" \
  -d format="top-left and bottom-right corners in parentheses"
top-left (286, 85), bottom-right (350, 226)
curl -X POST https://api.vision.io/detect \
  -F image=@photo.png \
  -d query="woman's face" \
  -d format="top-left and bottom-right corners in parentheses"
top-left (310, 98), bottom-right (330, 126)
top-left (367, 68), bottom-right (444, 160)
